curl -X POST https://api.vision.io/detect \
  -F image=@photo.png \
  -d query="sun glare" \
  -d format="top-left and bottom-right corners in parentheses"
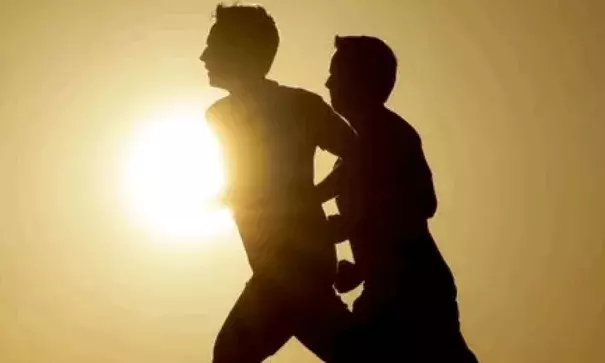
top-left (124, 101), bottom-right (233, 239)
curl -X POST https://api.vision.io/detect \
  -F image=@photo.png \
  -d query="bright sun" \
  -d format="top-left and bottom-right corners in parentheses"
top-left (124, 101), bottom-right (233, 239)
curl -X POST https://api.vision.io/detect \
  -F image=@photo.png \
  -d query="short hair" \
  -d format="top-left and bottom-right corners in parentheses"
top-left (334, 36), bottom-right (398, 104)
top-left (213, 4), bottom-right (280, 76)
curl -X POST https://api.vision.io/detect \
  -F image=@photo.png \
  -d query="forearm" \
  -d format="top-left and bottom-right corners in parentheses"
top-left (316, 161), bottom-right (344, 203)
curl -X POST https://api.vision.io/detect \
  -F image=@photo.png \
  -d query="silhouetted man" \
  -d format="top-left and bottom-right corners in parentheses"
top-left (200, 5), bottom-right (358, 362)
top-left (318, 36), bottom-right (478, 362)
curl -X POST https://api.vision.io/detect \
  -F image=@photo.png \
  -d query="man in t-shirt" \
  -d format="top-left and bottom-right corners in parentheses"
top-left (200, 5), bottom-right (358, 362)
top-left (317, 35), bottom-right (478, 362)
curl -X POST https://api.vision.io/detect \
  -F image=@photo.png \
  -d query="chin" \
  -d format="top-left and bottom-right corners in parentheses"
top-left (330, 98), bottom-right (347, 114)
top-left (208, 73), bottom-right (232, 91)
top-left (207, 74), bottom-right (220, 88)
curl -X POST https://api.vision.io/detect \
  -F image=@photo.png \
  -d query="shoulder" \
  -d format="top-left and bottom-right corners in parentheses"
top-left (205, 96), bottom-right (232, 123)
top-left (274, 84), bottom-right (328, 110)
top-left (387, 110), bottom-right (421, 146)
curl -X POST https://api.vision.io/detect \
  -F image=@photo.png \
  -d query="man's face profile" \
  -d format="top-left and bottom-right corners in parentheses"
top-left (201, 23), bottom-right (240, 89)
top-left (326, 50), bottom-right (358, 115)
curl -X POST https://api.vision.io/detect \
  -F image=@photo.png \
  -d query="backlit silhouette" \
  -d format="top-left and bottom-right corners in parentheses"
top-left (318, 36), bottom-right (479, 361)
top-left (200, 5), bottom-right (358, 362)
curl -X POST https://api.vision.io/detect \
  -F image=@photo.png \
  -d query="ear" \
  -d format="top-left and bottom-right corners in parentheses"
top-left (215, 4), bottom-right (225, 18)
top-left (334, 35), bottom-right (343, 48)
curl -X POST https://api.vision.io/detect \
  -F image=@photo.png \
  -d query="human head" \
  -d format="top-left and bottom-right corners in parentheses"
top-left (201, 4), bottom-right (279, 91)
top-left (326, 36), bottom-right (397, 118)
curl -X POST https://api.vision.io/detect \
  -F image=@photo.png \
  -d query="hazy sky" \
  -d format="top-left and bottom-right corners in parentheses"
top-left (1, 1), bottom-right (604, 362)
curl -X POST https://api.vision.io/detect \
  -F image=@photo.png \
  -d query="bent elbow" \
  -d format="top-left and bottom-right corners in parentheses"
top-left (426, 193), bottom-right (438, 219)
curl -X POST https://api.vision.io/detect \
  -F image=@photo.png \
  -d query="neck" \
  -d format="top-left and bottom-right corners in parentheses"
top-left (340, 103), bottom-right (387, 134)
top-left (227, 77), bottom-right (269, 97)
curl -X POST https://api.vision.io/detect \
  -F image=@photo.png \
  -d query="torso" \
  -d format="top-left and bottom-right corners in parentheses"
top-left (207, 81), bottom-right (336, 286)
top-left (335, 109), bottom-right (446, 288)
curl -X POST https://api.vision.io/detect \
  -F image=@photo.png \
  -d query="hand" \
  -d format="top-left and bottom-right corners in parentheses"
top-left (326, 214), bottom-right (349, 243)
top-left (334, 260), bottom-right (363, 293)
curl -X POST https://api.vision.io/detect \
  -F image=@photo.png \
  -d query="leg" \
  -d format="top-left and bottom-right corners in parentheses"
top-left (292, 288), bottom-right (358, 362)
top-left (353, 291), bottom-right (478, 362)
top-left (213, 276), bottom-right (294, 363)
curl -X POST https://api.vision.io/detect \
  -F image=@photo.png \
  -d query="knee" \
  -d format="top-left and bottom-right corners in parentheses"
top-left (212, 331), bottom-right (242, 363)
top-left (212, 337), bottom-right (231, 363)
top-left (212, 334), bottom-right (265, 363)
top-left (212, 347), bottom-right (249, 363)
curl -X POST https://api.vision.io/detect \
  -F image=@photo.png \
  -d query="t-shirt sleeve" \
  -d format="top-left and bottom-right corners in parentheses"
top-left (304, 93), bottom-right (358, 158)
top-left (397, 133), bottom-right (438, 219)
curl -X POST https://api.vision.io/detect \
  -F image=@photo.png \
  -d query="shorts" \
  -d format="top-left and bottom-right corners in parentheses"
top-left (212, 275), bottom-right (354, 363)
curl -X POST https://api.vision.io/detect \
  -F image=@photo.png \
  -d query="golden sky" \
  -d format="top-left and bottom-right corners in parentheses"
top-left (1, 1), bottom-right (604, 362)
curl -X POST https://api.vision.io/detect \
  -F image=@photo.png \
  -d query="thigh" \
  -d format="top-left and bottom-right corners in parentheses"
top-left (354, 293), bottom-right (477, 362)
top-left (347, 301), bottom-right (407, 362)
top-left (293, 290), bottom-right (357, 363)
top-left (213, 277), bottom-right (294, 363)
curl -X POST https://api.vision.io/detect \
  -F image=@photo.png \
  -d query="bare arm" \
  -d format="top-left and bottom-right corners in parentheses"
top-left (308, 95), bottom-right (360, 202)
top-left (316, 158), bottom-right (343, 203)
top-left (313, 99), bottom-right (359, 159)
